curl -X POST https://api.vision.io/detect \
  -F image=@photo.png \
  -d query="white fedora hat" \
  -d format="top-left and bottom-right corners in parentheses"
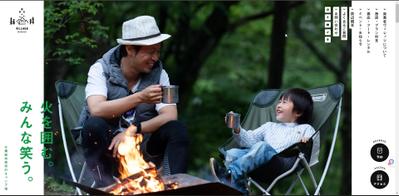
top-left (117, 15), bottom-right (171, 46)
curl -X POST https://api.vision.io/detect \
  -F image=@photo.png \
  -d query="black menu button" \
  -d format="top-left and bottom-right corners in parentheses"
top-left (370, 143), bottom-right (389, 162)
top-left (370, 170), bottom-right (389, 189)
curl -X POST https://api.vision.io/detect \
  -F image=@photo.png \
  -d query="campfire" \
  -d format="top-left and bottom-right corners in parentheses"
top-left (106, 125), bottom-right (177, 195)
top-left (67, 123), bottom-right (241, 195)
top-left (67, 125), bottom-right (241, 195)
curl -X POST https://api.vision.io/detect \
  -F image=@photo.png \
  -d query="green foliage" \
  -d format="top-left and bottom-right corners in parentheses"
top-left (45, 1), bottom-right (108, 67)
top-left (44, 176), bottom-right (74, 195)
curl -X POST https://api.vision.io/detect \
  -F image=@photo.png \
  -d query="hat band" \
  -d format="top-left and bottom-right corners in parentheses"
top-left (124, 33), bottom-right (161, 41)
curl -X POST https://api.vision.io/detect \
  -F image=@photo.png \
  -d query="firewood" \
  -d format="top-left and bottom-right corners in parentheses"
top-left (106, 167), bottom-right (163, 193)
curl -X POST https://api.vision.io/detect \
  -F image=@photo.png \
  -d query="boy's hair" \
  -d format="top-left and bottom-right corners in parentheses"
top-left (279, 88), bottom-right (313, 124)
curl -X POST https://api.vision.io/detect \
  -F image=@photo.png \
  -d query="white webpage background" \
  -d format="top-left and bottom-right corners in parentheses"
top-left (396, 2), bottom-right (399, 195)
top-left (0, 1), bottom-right (43, 194)
top-left (352, 1), bottom-right (396, 195)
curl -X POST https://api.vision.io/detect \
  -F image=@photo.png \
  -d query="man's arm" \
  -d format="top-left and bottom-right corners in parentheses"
top-left (87, 94), bottom-right (142, 119)
top-left (141, 105), bottom-right (177, 133)
top-left (87, 85), bottom-right (163, 119)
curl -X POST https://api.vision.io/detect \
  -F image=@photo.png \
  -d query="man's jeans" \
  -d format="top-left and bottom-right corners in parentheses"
top-left (225, 141), bottom-right (277, 192)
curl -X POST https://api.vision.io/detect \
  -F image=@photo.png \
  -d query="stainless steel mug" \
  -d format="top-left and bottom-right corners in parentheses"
top-left (225, 112), bottom-right (240, 129)
top-left (161, 85), bottom-right (179, 104)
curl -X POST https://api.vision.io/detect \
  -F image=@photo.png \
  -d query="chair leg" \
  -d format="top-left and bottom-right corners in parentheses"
top-left (246, 179), bottom-right (252, 195)
top-left (78, 162), bottom-right (87, 184)
top-left (298, 174), bottom-right (310, 195)
top-left (285, 169), bottom-right (303, 195)
top-left (248, 177), bottom-right (270, 195)
top-left (73, 162), bottom-right (86, 195)
top-left (299, 154), bottom-right (318, 189)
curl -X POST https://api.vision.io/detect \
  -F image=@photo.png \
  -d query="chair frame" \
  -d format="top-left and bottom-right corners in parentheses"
top-left (57, 95), bottom-right (86, 195)
top-left (247, 98), bottom-right (342, 195)
top-left (56, 80), bottom-right (96, 195)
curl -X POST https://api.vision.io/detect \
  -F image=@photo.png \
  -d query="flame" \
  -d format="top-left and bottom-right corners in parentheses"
top-left (109, 125), bottom-right (165, 195)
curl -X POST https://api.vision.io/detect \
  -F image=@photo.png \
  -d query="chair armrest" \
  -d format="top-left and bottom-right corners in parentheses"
top-left (278, 138), bottom-right (313, 159)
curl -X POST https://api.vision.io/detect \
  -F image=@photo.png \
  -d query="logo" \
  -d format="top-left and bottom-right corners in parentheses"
top-left (311, 93), bottom-right (327, 102)
top-left (9, 8), bottom-right (34, 33)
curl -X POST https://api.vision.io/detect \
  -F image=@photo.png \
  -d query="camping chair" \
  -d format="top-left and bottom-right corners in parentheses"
top-left (55, 80), bottom-right (91, 195)
top-left (56, 80), bottom-right (172, 194)
top-left (218, 83), bottom-right (344, 195)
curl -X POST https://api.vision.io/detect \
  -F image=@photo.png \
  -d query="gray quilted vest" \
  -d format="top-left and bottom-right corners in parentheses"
top-left (78, 45), bottom-right (163, 129)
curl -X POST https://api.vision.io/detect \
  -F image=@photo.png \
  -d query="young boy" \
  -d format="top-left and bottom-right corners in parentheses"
top-left (210, 88), bottom-right (315, 193)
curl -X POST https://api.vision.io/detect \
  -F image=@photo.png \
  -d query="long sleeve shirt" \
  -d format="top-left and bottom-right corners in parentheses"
top-left (233, 122), bottom-right (316, 153)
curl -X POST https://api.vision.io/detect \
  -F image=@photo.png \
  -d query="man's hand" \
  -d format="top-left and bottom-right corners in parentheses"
top-left (300, 137), bottom-right (310, 143)
top-left (108, 126), bottom-right (137, 157)
top-left (138, 85), bottom-right (162, 104)
top-left (86, 85), bottom-right (164, 120)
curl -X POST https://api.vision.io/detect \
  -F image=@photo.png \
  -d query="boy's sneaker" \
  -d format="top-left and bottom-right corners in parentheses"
top-left (209, 157), bottom-right (231, 184)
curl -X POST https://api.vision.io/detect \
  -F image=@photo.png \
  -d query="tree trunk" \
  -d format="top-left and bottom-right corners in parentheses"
top-left (267, 2), bottom-right (289, 89)
top-left (171, 2), bottom-right (236, 109)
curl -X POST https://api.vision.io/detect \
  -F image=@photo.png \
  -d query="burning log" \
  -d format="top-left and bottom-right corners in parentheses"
top-left (105, 167), bottom-right (165, 194)
top-left (121, 167), bottom-right (159, 185)
top-left (165, 181), bottom-right (179, 190)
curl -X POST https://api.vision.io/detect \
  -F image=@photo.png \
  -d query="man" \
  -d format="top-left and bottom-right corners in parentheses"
top-left (78, 15), bottom-right (189, 187)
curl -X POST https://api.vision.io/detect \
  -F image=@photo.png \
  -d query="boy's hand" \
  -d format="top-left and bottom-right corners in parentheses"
top-left (233, 127), bottom-right (240, 134)
top-left (225, 111), bottom-right (240, 133)
top-left (300, 137), bottom-right (309, 143)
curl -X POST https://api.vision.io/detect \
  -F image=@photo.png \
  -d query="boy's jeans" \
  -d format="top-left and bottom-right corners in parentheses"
top-left (225, 141), bottom-right (277, 192)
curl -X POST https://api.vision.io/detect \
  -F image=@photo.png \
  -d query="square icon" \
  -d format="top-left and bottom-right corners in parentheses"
top-left (325, 37), bottom-right (331, 43)
top-left (325, 29), bottom-right (331, 35)
top-left (325, 6), bottom-right (331, 13)
top-left (325, 22), bottom-right (331, 28)
top-left (325, 14), bottom-right (331, 20)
